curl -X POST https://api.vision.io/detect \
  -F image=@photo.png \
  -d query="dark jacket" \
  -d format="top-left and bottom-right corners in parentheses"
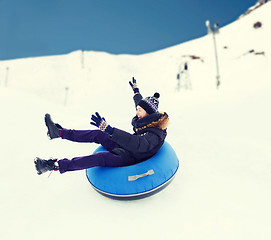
top-left (110, 93), bottom-right (169, 164)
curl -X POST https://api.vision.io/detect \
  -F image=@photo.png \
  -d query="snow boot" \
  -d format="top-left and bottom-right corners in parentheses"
top-left (45, 113), bottom-right (62, 139)
top-left (34, 157), bottom-right (58, 175)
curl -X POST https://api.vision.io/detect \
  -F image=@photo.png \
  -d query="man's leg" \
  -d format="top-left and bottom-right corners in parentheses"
top-left (61, 129), bottom-right (118, 151)
top-left (58, 152), bottom-right (129, 174)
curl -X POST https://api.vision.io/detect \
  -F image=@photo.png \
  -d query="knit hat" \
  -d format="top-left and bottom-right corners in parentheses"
top-left (138, 93), bottom-right (160, 114)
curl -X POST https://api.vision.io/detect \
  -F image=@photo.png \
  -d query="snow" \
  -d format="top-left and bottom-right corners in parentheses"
top-left (1, 2), bottom-right (271, 240)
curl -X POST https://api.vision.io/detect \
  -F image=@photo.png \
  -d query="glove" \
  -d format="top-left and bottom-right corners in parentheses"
top-left (129, 77), bottom-right (139, 94)
top-left (90, 112), bottom-right (114, 135)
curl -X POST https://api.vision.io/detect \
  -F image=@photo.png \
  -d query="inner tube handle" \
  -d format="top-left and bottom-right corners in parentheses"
top-left (128, 169), bottom-right (155, 181)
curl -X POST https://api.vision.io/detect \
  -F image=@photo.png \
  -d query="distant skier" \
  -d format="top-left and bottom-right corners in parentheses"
top-left (34, 78), bottom-right (169, 175)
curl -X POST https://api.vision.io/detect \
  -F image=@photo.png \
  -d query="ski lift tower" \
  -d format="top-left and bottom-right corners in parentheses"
top-left (176, 62), bottom-right (191, 91)
top-left (206, 20), bottom-right (221, 89)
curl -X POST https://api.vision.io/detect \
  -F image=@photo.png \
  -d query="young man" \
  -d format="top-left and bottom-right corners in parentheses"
top-left (34, 78), bottom-right (169, 175)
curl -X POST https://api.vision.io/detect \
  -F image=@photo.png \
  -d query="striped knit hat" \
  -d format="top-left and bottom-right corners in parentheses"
top-left (138, 93), bottom-right (160, 114)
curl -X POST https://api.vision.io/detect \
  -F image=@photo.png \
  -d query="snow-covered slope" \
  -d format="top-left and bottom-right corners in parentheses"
top-left (0, 2), bottom-right (271, 240)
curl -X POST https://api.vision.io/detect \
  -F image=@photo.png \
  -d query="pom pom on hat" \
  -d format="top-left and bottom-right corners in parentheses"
top-left (137, 92), bottom-right (160, 114)
top-left (153, 92), bottom-right (160, 99)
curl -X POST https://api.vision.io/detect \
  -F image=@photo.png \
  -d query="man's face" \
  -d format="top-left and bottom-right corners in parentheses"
top-left (136, 106), bottom-right (148, 119)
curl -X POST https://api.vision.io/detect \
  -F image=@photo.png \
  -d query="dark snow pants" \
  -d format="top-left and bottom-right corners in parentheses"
top-left (57, 129), bottom-right (128, 174)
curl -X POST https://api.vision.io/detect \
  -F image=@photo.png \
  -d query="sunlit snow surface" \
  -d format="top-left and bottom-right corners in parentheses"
top-left (1, 2), bottom-right (271, 240)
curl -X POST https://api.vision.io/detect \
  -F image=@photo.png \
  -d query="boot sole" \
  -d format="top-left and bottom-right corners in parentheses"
top-left (34, 158), bottom-right (43, 175)
top-left (45, 114), bottom-right (59, 139)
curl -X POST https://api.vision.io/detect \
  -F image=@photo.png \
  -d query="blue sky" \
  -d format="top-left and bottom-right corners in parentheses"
top-left (0, 0), bottom-right (257, 60)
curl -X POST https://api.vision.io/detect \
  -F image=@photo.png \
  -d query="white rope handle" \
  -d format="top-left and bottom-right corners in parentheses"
top-left (128, 169), bottom-right (155, 181)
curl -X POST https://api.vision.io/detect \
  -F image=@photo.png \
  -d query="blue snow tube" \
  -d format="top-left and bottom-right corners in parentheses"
top-left (86, 142), bottom-right (179, 200)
